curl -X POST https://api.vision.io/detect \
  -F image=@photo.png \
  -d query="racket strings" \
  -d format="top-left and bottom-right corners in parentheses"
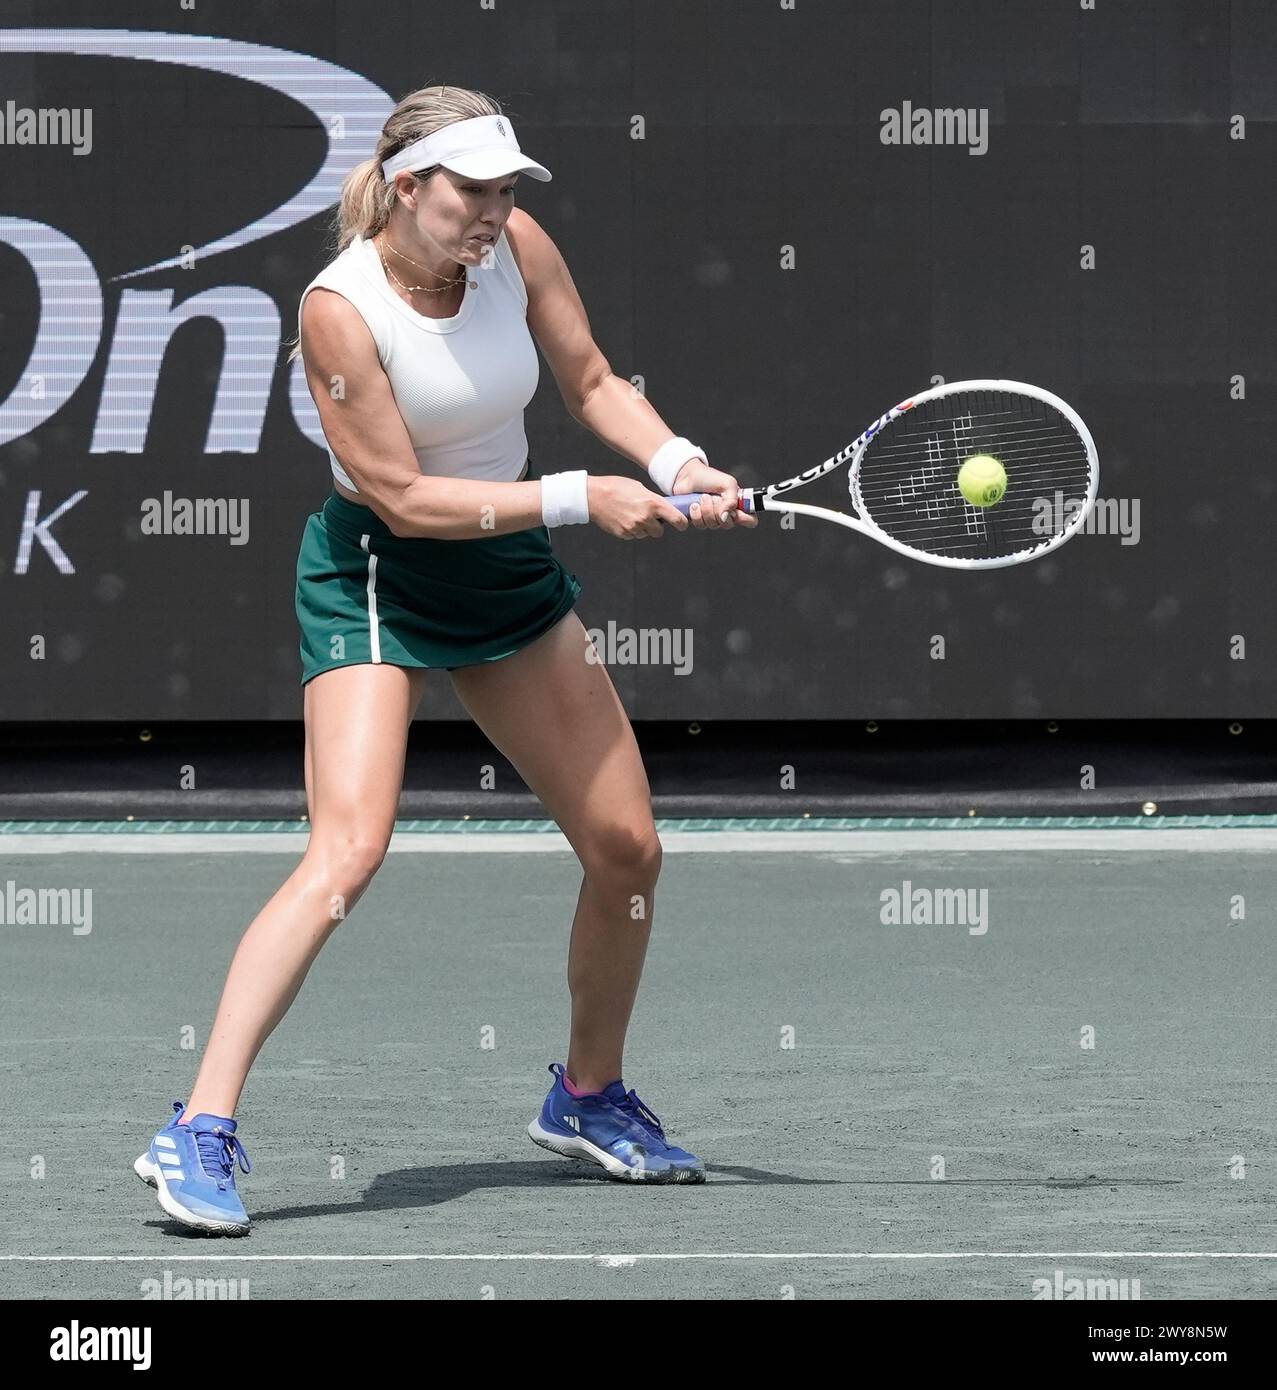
top-left (854, 391), bottom-right (1093, 560)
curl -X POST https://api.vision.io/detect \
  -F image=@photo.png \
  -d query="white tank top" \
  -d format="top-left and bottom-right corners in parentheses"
top-left (297, 228), bottom-right (538, 493)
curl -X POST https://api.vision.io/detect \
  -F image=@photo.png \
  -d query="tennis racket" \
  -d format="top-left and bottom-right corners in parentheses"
top-left (670, 379), bottom-right (1099, 570)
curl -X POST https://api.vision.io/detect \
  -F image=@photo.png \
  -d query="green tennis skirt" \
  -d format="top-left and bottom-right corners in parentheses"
top-left (294, 476), bottom-right (583, 685)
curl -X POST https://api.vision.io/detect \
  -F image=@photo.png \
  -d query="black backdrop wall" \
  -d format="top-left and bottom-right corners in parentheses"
top-left (1, 0), bottom-right (1273, 721)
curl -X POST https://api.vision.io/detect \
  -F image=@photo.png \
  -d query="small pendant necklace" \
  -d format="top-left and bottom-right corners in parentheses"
top-left (375, 234), bottom-right (476, 293)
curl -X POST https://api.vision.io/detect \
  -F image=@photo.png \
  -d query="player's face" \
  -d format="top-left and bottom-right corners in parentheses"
top-left (416, 168), bottom-right (519, 264)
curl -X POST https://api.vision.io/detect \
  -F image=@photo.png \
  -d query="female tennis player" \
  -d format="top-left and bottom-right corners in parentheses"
top-left (132, 84), bottom-right (756, 1233)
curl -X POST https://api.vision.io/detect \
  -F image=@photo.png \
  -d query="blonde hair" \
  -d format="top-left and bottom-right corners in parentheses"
top-left (286, 83), bottom-right (504, 364)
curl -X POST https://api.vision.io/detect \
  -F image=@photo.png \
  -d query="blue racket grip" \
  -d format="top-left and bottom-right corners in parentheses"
top-left (667, 491), bottom-right (757, 517)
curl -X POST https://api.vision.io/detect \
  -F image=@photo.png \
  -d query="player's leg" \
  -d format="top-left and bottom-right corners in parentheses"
top-left (449, 611), bottom-right (660, 1089)
top-left (181, 662), bottom-right (427, 1121)
top-left (136, 663), bottom-right (427, 1232)
top-left (449, 611), bottom-right (703, 1182)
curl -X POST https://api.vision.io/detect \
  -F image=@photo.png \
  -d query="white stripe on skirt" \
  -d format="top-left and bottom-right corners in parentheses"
top-left (359, 534), bottom-right (382, 663)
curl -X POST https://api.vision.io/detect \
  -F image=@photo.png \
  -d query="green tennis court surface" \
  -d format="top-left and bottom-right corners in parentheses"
top-left (1, 821), bottom-right (1274, 1300)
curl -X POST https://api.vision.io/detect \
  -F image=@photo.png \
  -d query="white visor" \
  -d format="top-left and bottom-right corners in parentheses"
top-left (381, 113), bottom-right (552, 183)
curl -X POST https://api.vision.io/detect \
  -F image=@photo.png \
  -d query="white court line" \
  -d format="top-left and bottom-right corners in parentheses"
top-left (2, 1252), bottom-right (1275, 1265)
top-left (3, 830), bottom-right (1277, 855)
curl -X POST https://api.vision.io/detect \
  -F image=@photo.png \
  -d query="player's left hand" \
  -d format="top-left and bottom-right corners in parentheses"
top-left (670, 459), bottom-right (760, 529)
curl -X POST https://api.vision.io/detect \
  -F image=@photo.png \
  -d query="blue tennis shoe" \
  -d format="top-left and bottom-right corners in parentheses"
top-left (528, 1062), bottom-right (705, 1183)
top-left (133, 1101), bottom-right (252, 1235)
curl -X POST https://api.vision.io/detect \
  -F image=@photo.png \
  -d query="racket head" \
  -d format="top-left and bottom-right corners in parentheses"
top-left (847, 380), bottom-right (1099, 569)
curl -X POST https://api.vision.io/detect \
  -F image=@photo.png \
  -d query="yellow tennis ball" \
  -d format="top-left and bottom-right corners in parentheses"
top-left (957, 454), bottom-right (1007, 507)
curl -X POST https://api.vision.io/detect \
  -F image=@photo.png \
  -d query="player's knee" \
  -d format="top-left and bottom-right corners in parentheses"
top-left (582, 821), bottom-right (662, 884)
top-left (313, 831), bottom-right (391, 896)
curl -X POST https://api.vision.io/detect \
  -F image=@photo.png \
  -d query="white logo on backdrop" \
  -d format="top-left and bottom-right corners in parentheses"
top-left (0, 29), bottom-right (393, 454)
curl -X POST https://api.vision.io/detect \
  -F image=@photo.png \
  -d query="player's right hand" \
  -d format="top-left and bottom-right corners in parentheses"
top-left (587, 476), bottom-right (689, 540)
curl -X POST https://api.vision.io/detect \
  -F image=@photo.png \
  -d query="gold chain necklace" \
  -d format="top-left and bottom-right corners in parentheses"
top-left (375, 234), bottom-right (474, 293)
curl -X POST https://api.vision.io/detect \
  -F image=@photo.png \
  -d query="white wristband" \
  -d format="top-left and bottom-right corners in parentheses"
top-left (540, 470), bottom-right (590, 527)
top-left (647, 436), bottom-right (706, 494)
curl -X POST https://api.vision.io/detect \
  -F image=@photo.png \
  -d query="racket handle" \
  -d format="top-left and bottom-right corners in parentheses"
top-left (668, 491), bottom-right (757, 517)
